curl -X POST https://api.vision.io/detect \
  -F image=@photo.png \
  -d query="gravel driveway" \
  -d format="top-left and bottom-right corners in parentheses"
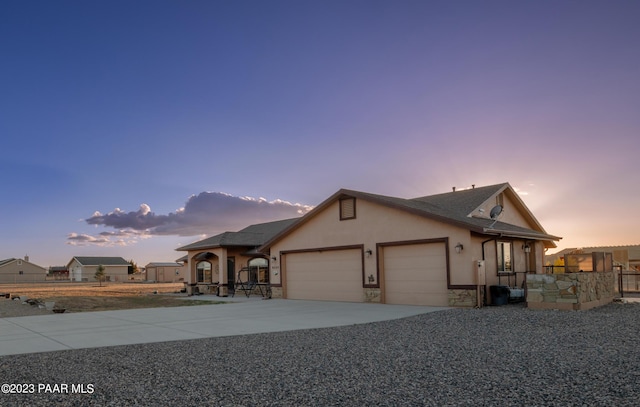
top-left (1, 302), bottom-right (639, 406)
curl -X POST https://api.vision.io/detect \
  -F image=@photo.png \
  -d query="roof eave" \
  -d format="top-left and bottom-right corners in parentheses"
top-left (481, 227), bottom-right (561, 248)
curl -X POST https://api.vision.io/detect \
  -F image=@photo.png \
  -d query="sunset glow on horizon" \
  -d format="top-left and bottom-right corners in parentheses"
top-left (1, 0), bottom-right (638, 267)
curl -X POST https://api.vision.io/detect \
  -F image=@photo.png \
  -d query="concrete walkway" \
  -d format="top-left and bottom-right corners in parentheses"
top-left (0, 296), bottom-right (447, 356)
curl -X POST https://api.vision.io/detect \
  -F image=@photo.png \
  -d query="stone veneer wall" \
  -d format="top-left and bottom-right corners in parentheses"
top-left (526, 272), bottom-right (615, 310)
top-left (448, 289), bottom-right (478, 307)
top-left (364, 288), bottom-right (381, 303)
top-left (270, 286), bottom-right (283, 299)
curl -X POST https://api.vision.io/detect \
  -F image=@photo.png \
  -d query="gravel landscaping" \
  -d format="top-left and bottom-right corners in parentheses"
top-left (0, 298), bottom-right (54, 317)
top-left (1, 302), bottom-right (639, 406)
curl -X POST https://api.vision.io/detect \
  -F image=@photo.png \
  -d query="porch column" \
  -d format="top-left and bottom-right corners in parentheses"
top-left (218, 250), bottom-right (228, 296)
top-left (187, 254), bottom-right (196, 284)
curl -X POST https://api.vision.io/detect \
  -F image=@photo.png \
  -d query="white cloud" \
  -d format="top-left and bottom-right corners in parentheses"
top-left (68, 191), bottom-right (314, 246)
top-left (67, 229), bottom-right (151, 247)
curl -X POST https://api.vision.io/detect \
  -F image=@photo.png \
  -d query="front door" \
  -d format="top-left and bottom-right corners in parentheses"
top-left (526, 244), bottom-right (536, 273)
top-left (227, 258), bottom-right (235, 293)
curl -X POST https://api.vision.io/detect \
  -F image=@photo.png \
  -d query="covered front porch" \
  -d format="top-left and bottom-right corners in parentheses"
top-left (185, 249), bottom-right (270, 297)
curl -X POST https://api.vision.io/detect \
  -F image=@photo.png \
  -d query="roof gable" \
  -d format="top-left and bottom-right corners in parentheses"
top-left (260, 183), bottom-right (561, 250)
top-left (0, 257), bottom-right (47, 271)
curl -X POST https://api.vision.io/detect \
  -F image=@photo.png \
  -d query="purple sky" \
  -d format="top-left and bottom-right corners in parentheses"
top-left (1, 0), bottom-right (638, 268)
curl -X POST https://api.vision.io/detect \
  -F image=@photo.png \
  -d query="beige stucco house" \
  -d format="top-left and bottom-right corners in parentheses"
top-left (177, 219), bottom-right (298, 295)
top-left (145, 261), bottom-right (188, 282)
top-left (0, 256), bottom-right (47, 283)
top-left (67, 256), bottom-right (130, 282)
top-left (259, 183), bottom-right (562, 307)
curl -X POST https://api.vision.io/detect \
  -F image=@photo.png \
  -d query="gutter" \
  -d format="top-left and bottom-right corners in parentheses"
top-left (482, 228), bottom-right (561, 242)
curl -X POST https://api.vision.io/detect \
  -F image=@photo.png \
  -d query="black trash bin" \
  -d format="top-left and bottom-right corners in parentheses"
top-left (490, 285), bottom-right (509, 306)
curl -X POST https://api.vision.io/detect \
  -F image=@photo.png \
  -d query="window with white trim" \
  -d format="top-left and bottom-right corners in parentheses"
top-left (196, 261), bottom-right (212, 283)
top-left (248, 257), bottom-right (269, 283)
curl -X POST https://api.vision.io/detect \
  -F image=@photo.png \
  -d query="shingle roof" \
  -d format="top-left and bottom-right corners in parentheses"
top-left (177, 218), bottom-right (299, 251)
top-left (0, 258), bottom-right (16, 267)
top-left (71, 257), bottom-right (130, 266)
top-left (145, 262), bottom-right (184, 268)
top-left (411, 183), bottom-right (509, 218)
top-left (260, 183), bottom-right (561, 250)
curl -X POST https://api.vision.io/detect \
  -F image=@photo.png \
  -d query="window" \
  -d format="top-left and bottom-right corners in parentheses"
top-left (248, 257), bottom-right (269, 283)
top-left (196, 261), bottom-right (212, 283)
top-left (497, 241), bottom-right (512, 273)
top-left (340, 197), bottom-right (356, 220)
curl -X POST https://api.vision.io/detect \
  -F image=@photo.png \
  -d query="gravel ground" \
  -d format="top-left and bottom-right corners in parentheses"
top-left (0, 298), bottom-right (54, 317)
top-left (1, 302), bottom-right (639, 406)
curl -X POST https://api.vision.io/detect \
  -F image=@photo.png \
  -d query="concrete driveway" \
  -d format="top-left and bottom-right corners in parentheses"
top-left (0, 296), bottom-right (447, 356)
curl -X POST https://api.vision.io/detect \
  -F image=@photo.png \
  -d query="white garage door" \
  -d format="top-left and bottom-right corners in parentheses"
top-left (383, 243), bottom-right (448, 306)
top-left (284, 249), bottom-right (363, 302)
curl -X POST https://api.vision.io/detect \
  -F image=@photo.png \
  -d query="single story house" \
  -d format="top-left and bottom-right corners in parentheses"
top-left (145, 261), bottom-right (188, 282)
top-left (67, 256), bottom-right (130, 282)
top-left (177, 218), bottom-right (298, 295)
top-left (0, 256), bottom-right (47, 283)
top-left (259, 183), bottom-right (562, 307)
top-left (546, 245), bottom-right (640, 272)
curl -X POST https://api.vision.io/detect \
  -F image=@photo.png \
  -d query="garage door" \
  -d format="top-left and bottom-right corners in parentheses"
top-left (383, 243), bottom-right (448, 306)
top-left (284, 249), bottom-right (363, 302)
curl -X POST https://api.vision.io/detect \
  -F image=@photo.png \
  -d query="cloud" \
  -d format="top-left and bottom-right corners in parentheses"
top-left (66, 229), bottom-right (151, 247)
top-left (66, 233), bottom-right (112, 247)
top-left (68, 192), bottom-right (314, 246)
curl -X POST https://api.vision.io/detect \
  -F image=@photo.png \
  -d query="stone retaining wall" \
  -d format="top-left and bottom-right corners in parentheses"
top-left (526, 272), bottom-right (615, 310)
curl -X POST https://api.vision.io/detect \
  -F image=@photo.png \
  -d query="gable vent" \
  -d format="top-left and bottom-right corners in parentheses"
top-left (340, 197), bottom-right (356, 220)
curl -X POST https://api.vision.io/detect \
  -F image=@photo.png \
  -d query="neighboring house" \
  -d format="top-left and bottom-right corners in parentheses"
top-left (0, 256), bottom-right (47, 283)
top-left (67, 256), bottom-right (130, 282)
top-left (546, 245), bottom-right (640, 272)
top-left (176, 218), bottom-right (298, 295)
top-left (145, 261), bottom-right (188, 282)
top-left (48, 266), bottom-right (69, 279)
top-left (259, 183), bottom-right (562, 307)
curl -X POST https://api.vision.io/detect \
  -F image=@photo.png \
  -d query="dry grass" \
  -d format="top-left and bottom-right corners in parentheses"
top-left (0, 282), bottom-right (222, 313)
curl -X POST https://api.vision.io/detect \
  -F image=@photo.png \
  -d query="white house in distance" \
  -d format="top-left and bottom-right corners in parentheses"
top-left (67, 256), bottom-right (130, 282)
top-left (0, 256), bottom-right (47, 283)
top-left (145, 261), bottom-right (188, 282)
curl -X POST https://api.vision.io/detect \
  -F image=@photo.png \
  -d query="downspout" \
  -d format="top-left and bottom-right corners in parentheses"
top-left (481, 237), bottom-right (496, 262)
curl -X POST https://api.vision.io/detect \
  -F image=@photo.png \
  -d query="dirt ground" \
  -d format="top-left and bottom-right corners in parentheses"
top-left (0, 282), bottom-right (219, 317)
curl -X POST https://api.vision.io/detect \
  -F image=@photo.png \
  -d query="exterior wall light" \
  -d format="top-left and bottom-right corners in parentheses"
top-left (365, 249), bottom-right (373, 257)
top-left (271, 256), bottom-right (277, 262)
top-left (455, 243), bottom-right (464, 254)
top-left (523, 244), bottom-right (531, 253)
